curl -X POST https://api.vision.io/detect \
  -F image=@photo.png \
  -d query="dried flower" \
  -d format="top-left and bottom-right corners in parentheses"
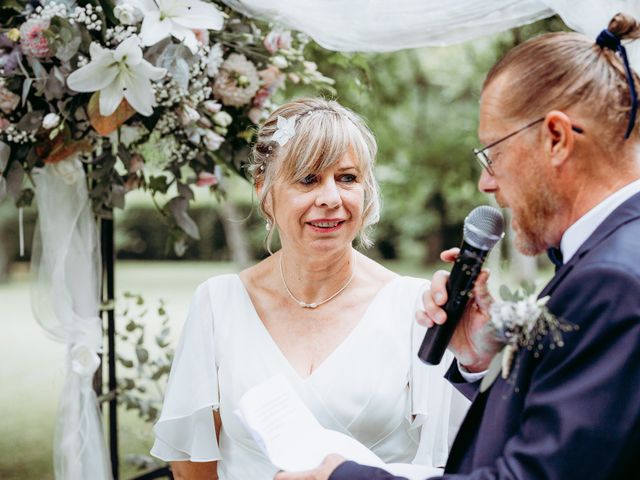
top-left (206, 43), bottom-right (224, 77)
top-left (263, 29), bottom-right (292, 54)
top-left (213, 53), bottom-right (260, 107)
top-left (19, 18), bottom-right (50, 58)
top-left (179, 105), bottom-right (200, 125)
top-left (202, 130), bottom-right (224, 151)
top-left (114, 1), bottom-right (144, 25)
top-left (0, 34), bottom-right (21, 74)
top-left (202, 100), bottom-right (222, 113)
top-left (0, 82), bottom-right (20, 114)
top-left (212, 111), bottom-right (232, 127)
top-left (42, 113), bottom-right (61, 130)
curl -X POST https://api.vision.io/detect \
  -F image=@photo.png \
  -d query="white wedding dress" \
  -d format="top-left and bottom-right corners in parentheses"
top-left (151, 274), bottom-right (465, 479)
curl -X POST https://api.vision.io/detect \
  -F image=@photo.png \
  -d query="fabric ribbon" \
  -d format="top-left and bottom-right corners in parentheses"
top-left (31, 162), bottom-right (112, 480)
top-left (596, 28), bottom-right (639, 139)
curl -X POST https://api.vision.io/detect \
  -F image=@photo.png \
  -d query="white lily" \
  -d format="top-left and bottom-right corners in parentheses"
top-left (137, 0), bottom-right (224, 54)
top-left (67, 36), bottom-right (166, 117)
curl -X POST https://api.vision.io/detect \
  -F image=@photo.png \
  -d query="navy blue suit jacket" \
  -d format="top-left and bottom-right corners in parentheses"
top-left (331, 192), bottom-right (640, 480)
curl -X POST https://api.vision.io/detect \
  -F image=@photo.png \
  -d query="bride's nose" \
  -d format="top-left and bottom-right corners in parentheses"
top-left (315, 178), bottom-right (342, 208)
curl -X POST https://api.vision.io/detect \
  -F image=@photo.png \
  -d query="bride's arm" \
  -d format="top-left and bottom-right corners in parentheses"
top-left (170, 410), bottom-right (222, 479)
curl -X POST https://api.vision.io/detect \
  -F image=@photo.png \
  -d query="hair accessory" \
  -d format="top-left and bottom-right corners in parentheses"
top-left (272, 115), bottom-right (298, 146)
top-left (596, 28), bottom-right (638, 138)
top-left (279, 251), bottom-right (356, 309)
top-left (259, 164), bottom-right (265, 172)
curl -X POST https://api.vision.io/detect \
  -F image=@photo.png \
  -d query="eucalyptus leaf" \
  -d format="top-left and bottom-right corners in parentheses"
top-left (16, 111), bottom-right (43, 132)
top-left (21, 78), bottom-right (33, 107)
top-left (135, 346), bottom-right (149, 364)
top-left (177, 182), bottom-right (194, 201)
top-left (6, 161), bottom-right (24, 201)
top-left (499, 284), bottom-right (514, 302)
top-left (0, 177), bottom-right (6, 202)
top-left (0, 141), bottom-right (10, 172)
top-left (480, 348), bottom-right (505, 393)
top-left (168, 196), bottom-right (200, 240)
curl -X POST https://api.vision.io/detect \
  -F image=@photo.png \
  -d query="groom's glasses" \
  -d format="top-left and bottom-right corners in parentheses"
top-left (473, 117), bottom-right (584, 176)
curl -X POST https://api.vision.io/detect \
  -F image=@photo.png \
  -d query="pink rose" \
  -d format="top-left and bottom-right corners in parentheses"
top-left (196, 171), bottom-right (218, 187)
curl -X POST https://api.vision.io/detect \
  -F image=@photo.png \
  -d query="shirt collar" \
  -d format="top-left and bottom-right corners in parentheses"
top-left (560, 178), bottom-right (640, 264)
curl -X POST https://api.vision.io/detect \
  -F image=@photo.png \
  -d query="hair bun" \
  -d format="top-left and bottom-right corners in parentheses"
top-left (608, 12), bottom-right (640, 40)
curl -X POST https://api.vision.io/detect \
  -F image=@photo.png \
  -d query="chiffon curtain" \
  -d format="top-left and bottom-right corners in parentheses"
top-left (222, 0), bottom-right (640, 65)
top-left (31, 163), bottom-right (112, 480)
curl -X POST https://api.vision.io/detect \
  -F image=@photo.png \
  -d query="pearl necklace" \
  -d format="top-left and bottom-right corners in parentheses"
top-left (279, 252), bottom-right (356, 309)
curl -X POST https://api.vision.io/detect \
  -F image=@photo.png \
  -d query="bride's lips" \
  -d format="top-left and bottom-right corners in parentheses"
top-left (306, 218), bottom-right (346, 233)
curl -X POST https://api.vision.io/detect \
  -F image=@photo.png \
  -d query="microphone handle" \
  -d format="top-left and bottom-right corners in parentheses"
top-left (418, 241), bottom-right (489, 365)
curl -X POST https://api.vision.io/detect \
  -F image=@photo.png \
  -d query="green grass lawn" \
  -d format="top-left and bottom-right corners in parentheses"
top-left (0, 257), bottom-right (543, 479)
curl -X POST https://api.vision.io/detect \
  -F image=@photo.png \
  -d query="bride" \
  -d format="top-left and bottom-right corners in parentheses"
top-left (151, 97), bottom-right (468, 479)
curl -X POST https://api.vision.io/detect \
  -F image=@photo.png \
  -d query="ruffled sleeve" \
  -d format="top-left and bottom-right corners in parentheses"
top-left (151, 280), bottom-right (222, 462)
top-left (408, 279), bottom-right (470, 468)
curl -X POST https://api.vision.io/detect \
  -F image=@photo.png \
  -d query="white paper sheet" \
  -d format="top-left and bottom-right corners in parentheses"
top-left (235, 374), bottom-right (443, 479)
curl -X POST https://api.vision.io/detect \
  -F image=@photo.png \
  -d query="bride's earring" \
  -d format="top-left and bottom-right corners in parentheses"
top-left (266, 220), bottom-right (272, 231)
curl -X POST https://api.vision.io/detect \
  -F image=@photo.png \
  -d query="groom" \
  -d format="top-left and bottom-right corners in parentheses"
top-left (276, 19), bottom-right (640, 480)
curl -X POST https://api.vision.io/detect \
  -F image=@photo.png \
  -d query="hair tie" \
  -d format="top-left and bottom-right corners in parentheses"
top-left (596, 28), bottom-right (638, 139)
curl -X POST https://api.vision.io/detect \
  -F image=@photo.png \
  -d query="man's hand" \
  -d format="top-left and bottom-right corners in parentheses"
top-left (274, 455), bottom-right (346, 480)
top-left (416, 248), bottom-right (500, 372)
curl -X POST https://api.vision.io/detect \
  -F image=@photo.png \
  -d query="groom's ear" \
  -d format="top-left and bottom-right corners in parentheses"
top-left (543, 110), bottom-right (575, 168)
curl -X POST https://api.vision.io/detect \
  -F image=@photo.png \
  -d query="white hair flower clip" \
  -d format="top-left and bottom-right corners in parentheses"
top-left (272, 115), bottom-right (298, 146)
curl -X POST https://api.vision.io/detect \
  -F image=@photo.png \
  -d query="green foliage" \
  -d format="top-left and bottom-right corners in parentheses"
top-left (116, 293), bottom-right (174, 425)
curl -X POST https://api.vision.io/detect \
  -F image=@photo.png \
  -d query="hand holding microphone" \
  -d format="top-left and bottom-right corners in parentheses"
top-left (417, 206), bottom-right (504, 369)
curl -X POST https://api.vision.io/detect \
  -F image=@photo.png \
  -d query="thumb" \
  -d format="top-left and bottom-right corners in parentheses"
top-left (473, 269), bottom-right (493, 312)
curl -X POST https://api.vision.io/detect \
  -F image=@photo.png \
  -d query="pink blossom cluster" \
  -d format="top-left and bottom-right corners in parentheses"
top-left (19, 18), bottom-right (51, 58)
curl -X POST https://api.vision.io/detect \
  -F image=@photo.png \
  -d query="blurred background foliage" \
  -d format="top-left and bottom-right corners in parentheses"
top-left (0, 17), bottom-right (569, 278)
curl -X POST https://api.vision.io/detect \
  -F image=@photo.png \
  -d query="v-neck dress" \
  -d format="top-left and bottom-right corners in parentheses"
top-left (151, 274), bottom-right (462, 479)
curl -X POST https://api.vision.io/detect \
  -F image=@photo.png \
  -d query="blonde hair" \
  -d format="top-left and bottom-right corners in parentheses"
top-left (249, 97), bottom-right (380, 251)
top-left (484, 13), bottom-right (640, 148)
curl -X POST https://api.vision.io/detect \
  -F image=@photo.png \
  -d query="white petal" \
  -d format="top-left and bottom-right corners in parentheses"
top-left (114, 35), bottom-right (142, 64)
top-left (88, 42), bottom-right (113, 63)
top-left (123, 73), bottom-right (155, 116)
top-left (139, 12), bottom-right (171, 47)
top-left (172, 1), bottom-right (224, 30)
top-left (99, 80), bottom-right (125, 116)
top-left (135, 59), bottom-right (166, 81)
top-left (171, 26), bottom-right (199, 54)
top-left (67, 61), bottom-right (118, 92)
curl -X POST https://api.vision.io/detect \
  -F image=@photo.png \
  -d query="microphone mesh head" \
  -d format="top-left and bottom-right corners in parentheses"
top-left (463, 206), bottom-right (505, 250)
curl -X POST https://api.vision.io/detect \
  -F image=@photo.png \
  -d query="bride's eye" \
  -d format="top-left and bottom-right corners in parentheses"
top-left (300, 174), bottom-right (318, 185)
top-left (339, 174), bottom-right (357, 183)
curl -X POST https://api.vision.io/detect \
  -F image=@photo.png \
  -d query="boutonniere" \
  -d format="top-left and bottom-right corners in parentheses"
top-left (479, 283), bottom-right (578, 393)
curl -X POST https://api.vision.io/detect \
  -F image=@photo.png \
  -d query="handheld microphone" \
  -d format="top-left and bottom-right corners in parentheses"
top-left (418, 205), bottom-right (505, 365)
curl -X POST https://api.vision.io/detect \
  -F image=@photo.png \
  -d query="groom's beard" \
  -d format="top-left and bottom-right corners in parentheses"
top-left (509, 180), bottom-right (560, 257)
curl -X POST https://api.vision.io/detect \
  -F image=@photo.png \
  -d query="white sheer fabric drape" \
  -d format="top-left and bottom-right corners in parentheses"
top-left (31, 163), bottom-right (112, 480)
top-left (222, 0), bottom-right (640, 58)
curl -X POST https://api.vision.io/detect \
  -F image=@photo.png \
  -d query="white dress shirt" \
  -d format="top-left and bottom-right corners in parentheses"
top-left (560, 178), bottom-right (640, 263)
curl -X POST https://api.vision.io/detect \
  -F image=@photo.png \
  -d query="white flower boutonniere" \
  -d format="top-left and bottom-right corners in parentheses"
top-left (479, 283), bottom-right (579, 393)
top-left (272, 115), bottom-right (298, 146)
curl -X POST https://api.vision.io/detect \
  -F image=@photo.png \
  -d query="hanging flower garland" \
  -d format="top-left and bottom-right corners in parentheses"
top-left (0, 0), bottom-right (335, 252)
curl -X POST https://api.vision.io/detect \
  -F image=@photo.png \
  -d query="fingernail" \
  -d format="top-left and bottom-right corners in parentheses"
top-left (435, 293), bottom-right (444, 304)
top-left (437, 312), bottom-right (446, 323)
